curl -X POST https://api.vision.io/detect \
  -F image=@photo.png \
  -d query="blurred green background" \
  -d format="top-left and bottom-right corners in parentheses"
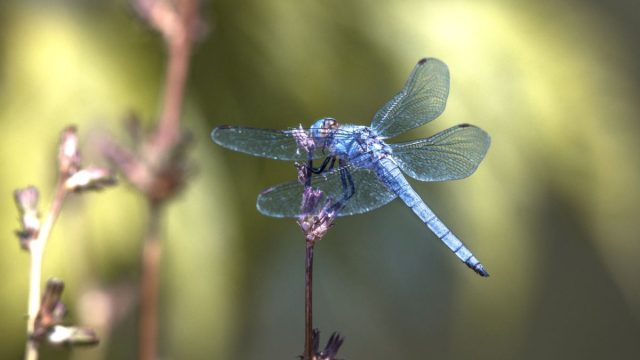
top-left (1, 0), bottom-right (639, 359)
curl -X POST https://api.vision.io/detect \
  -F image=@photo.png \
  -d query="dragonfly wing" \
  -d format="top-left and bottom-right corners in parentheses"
top-left (257, 165), bottom-right (397, 218)
top-left (390, 124), bottom-right (490, 182)
top-left (371, 58), bottom-right (450, 139)
top-left (211, 125), bottom-right (329, 161)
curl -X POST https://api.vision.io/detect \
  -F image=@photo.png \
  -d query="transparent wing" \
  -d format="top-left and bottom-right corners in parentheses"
top-left (390, 124), bottom-right (490, 182)
top-left (211, 125), bottom-right (318, 161)
top-left (211, 125), bottom-right (361, 161)
top-left (371, 58), bottom-right (450, 139)
top-left (257, 165), bottom-right (397, 218)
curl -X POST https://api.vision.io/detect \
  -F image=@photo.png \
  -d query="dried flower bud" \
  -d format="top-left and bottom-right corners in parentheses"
top-left (296, 162), bottom-right (311, 186)
top-left (31, 278), bottom-right (99, 347)
top-left (318, 332), bottom-right (344, 359)
top-left (309, 329), bottom-right (344, 360)
top-left (299, 204), bottom-right (340, 243)
top-left (292, 125), bottom-right (316, 154)
top-left (15, 186), bottom-right (39, 212)
top-left (300, 187), bottom-right (324, 215)
top-left (58, 126), bottom-right (81, 177)
top-left (38, 279), bottom-right (66, 325)
top-left (296, 162), bottom-right (344, 243)
top-left (312, 328), bottom-right (321, 354)
top-left (47, 325), bottom-right (99, 347)
top-left (32, 279), bottom-right (66, 342)
top-left (65, 167), bottom-right (116, 191)
top-left (14, 186), bottom-right (41, 250)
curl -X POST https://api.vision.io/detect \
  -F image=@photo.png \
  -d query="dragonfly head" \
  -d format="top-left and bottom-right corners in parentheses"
top-left (310, 118), bottom-right (339, 145)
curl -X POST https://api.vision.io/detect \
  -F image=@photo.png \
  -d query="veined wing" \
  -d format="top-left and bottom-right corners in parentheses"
top-left (390, 124), bottom-right (490, 182)
top-left (371, 58), bottom-right (449, 139)
top-left (257, 165), bottom-right (397, 218)
top-left (211, 125), bottom-right (367, 161)
top-left (211, 125), bottom-right (325, 161)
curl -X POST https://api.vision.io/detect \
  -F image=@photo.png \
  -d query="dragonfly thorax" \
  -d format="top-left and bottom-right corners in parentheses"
top-left (310, 118), bottom-right (392, 167)
top-left (328, 124), bottom-right (393, 169)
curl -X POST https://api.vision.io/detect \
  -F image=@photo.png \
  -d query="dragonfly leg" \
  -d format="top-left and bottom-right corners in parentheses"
top-left (302, 156), bottom-right (314, 187)
top-left (310, 156), bottom-right (336, 174)
top-left (342, 168), bottom-right (355, 201)
top-left (328, 160), bottom-right (354, 212)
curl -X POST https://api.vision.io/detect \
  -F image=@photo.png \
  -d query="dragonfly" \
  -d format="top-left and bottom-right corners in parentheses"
top-left (211, 58), bottom-right (491, 276)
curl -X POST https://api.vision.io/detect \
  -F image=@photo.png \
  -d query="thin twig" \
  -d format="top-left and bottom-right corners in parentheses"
top-left (139, 203), bottom-right (163, 360)
top-left (304, 241), bottom-right (314, 360)
top-left (24, 180), bottom-right (67, 360)
top-left (137, 0), bottom-right (198, 154)
top-left (154, 0), bottom-right (196, 151)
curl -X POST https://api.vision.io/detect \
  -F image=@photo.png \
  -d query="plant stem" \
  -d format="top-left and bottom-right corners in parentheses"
top-left (139, 202), bottom-right (162, 360)
top-left (24, 180), bottom-right (68, 360)
top-left (133, 2), bottom-right (198, 359)
top-left (304, 240), bottom-right (315, 360)
top-left (151, 0), bottom-right (196, 154)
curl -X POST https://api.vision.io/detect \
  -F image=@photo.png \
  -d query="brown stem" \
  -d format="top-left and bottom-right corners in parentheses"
top-left (132, 1), bottom-right (199, 359)
top-left (153, 0), bottom-right (196, 153)
top-left (304, 240), bottom-right (314, 360)
top-left (139, 203), bottom-right (162, 360)
top-left (154, 37), bottom-right (190, 151)
top-left (24, 180), bottom-right (68, 360)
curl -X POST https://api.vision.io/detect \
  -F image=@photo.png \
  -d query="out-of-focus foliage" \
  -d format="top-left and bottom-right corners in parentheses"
top-left (0, 0), bottom-right (639, 359)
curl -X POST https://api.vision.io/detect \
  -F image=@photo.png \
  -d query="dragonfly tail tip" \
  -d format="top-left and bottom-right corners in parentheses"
top-left (472, 263), bottom-right (490, 277)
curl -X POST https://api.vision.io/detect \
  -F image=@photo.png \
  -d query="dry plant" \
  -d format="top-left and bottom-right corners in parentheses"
top-left (17, 2), bottom-right (345, 359)
top-left (295, 150), bottom-right (346, 360)
top-left (15, 126), bottom-right (116, 360)
top-left (99, 0), bottom-right (202, 359)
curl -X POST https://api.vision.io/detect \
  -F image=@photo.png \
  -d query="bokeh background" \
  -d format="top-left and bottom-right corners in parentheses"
top-left (1, 0), bottom-right (639, 359)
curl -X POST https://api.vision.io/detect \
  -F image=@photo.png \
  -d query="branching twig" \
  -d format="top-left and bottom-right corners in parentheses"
top-left (135, 0), bottom-right (199, 153)
top-left (100, 1), bottom-right (202, 359)
top-left (16, 127), bottom-right (114, 360)
top-left (304, 240), bottom-right (315, 360)
top-left (138, 204), bottom-right (163, 360)
top-left (23, 179), bottom-right (67, 360)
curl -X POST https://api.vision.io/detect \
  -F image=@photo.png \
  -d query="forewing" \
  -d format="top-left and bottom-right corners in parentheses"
top-left (390, 124), bottom-right (490, 182)
top-left (371, 58), bottom-right (450, 139)
top-left (257, 165), bottom-right (397, 218)
top-left (212, 125), bottom-right (329, 161)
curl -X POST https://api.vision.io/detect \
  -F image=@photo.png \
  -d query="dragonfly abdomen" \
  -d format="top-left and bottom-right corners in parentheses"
top-left (375, 159), bottom-right (489, 277)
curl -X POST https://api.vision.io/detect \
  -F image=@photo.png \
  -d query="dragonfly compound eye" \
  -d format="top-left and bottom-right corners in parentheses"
top-left (322, 118), bottom-right (338, 131)
top-left (311, 117), bottom-right (339, 141)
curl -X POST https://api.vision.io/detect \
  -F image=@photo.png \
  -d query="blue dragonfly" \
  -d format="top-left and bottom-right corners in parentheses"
top-left (211, 58), bottom-right (491, 276)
